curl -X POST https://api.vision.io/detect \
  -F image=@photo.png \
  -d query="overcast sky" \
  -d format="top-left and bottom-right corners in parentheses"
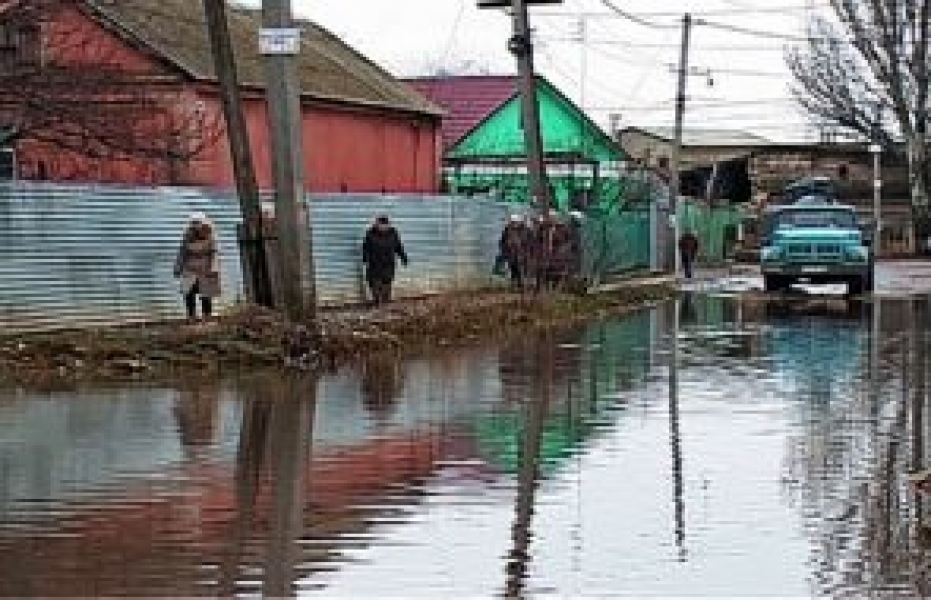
top-left (280, 0), bottom-right (833, 141)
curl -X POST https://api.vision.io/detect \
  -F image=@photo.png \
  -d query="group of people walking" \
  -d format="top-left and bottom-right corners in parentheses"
top-left (172, 209), bottom-right (701, 320)
top-left (497, 210), bottom-right (584, 292)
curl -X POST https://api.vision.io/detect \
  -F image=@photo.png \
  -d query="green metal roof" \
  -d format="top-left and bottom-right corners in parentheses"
top-left (447, 77), bottom-right (624, 163)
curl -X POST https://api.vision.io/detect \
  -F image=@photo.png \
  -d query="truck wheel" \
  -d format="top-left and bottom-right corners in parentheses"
top-left (763, 275), bottom-right (781, 292)
top-left (848, 276), bottom-right (864, 296)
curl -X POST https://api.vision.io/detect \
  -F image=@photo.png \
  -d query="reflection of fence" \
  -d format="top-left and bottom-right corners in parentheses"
top-left (0, 183), bottom-right (513, 333)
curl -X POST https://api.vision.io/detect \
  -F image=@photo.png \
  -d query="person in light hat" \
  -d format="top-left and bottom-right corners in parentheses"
top-left (498, 213), bottom-right (532, 290)
top-left (174, 211), bottom-right (221, 322)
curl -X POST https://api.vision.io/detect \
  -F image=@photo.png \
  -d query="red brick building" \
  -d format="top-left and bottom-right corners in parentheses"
top-left (0, 0), bottom-right (443, 192)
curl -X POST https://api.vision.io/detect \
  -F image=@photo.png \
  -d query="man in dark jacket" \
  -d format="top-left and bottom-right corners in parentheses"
top-left (678, 231), bottom-right (700, 279)
top-left (362, 215), bottom-right (408, 305)
top-left (499, 214), bottom-right (531, 290)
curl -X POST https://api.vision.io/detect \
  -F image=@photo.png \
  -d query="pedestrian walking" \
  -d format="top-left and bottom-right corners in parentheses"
top-left (566, 210), bottom-right (585, 291)
top-left (534, 210), bottom-right (560, 291)
top-left (499, 214), bottom-right (531, 290)
top-left (678, 230), bottom-right (700, 279)
top-left (362, 215), bottom-right (408, 306)
top-left (174, 212), bottom-right (221, 322)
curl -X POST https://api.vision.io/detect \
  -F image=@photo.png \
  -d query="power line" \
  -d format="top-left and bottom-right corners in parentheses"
top-left (598, 0), bottom-right (679, 30)
top-left (539, 36), bottom-right (791, 51)
top-left (694, 17), bottom-right (813, 42)
top-left (537, 3), bottom-right (831, 18)
top-left (440, 0), bottom-right (467, 67)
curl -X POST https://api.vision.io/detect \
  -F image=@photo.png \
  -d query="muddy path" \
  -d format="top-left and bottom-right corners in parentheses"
top-left (0, 282), bottom-right (675, 388)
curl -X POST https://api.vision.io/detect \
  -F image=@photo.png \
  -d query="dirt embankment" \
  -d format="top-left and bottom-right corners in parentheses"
top-left (0, 282), bottom-right (675, 387)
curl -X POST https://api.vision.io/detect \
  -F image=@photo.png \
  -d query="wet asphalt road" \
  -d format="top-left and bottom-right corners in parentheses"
top-left (1, 262), bottom-right (931, 596)
top-left (684, 259), bottom-right (931, 297)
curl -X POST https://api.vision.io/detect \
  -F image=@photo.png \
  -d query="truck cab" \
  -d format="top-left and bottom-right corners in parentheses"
top-left (760, 198), bottom-right (874, 295)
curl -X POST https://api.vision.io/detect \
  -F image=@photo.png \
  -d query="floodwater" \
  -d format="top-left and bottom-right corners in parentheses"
top-left (1, 292), bottom-right (930, 597)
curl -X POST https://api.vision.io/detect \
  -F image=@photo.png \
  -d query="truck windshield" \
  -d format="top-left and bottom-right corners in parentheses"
top-left (772, 209), bottom-right (857, 229)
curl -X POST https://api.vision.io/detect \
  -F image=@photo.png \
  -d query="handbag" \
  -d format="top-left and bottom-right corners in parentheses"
top-left (492, 254), bottom-right (508, 276)
top-left (201, 271), bottom-right (222, 297)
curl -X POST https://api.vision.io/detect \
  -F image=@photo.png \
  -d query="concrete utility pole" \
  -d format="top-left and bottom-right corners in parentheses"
top-left (870, 103), bottom-right (883, 254)
top-left (510, 0), bottom-right (551, 212)
top-left (203, 0), bottom-right (273, 308)
top-left (261, 0), bottom-right (315, 323)
top-left (669, 13), bottom-right (692, 276)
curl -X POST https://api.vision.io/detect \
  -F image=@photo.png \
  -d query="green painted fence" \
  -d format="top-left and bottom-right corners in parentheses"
top-left (582, 207), bottom-right (652, 283)
top-left (678, 201), bottom-right (742, 263)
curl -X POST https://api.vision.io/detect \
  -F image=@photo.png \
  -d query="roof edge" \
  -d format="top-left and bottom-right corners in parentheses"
top-left (83, 1), bottom-right (443, 118)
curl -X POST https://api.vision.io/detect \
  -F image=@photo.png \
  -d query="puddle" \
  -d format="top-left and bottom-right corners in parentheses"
top-left (0, 294), bottom-right (928, 596)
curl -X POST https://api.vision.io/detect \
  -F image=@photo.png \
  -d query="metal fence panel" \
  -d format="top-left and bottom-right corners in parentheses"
top-left (582, 207), bottom-right (652, 282)
top-left (0, 182), bottom-right (245, 334)
top-left (0, 183), bottom-right (515, 334)
top-left (308, 194), bottom-right (511, 305)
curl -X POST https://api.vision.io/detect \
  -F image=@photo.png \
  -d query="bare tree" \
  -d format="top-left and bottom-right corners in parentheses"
top-left (787, 1), bottom-right (930, 232)
top-left (0, 0), bottom-right (221, 180)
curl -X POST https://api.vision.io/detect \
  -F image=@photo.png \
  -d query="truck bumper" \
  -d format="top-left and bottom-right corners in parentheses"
top-left (761, 263), bottom-right (871, 283)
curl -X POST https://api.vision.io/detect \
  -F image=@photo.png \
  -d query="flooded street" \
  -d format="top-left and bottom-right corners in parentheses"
top-left (2, 280), bottom-right (931, 596)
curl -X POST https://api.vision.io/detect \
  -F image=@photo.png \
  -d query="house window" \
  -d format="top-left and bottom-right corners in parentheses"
top-left (0, 148), bottom-right (16, 180)
top-left (0, 21), bottom-right (40, 71)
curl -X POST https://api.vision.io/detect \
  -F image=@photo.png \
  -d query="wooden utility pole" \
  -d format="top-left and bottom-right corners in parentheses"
top-left (669, 13), bottom-right (692, 275)
top-left (203, 0), bottom-right (273, 308)
top-left (510, 0), bottom-right (551, 211)
top-left (261, 0), bottom-right (315, 323)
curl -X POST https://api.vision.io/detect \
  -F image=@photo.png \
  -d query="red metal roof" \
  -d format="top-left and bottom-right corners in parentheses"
top-left (404, 75), bottom-right (518, 150)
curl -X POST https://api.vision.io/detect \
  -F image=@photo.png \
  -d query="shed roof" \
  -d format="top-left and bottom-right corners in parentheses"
top-left (402, 75), bottom-right (519, 149)
top-left (83, 0), bottom-right (442, 117)
top-left (622, 126), bottom-right (772, 147)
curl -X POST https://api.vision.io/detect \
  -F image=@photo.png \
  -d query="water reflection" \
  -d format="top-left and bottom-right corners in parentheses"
top-left (4, 294), bottom-right (931, 595)
top-left (669, 298), bottom-right (686, 561)
top-left (503, 330), bottom-right (555, 599)
top-left (174, 379), bottom-right (221, 456)
top-left (360, 352), bottom-right (403, 422)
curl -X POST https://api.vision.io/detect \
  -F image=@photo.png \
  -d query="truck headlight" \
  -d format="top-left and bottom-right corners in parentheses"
top-left (845, 246), bottom-right (869, 262)
top-left (761, 246), bottom-right (782, 262)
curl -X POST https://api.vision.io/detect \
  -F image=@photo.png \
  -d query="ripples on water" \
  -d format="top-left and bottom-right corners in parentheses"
top-left (0, 293), bottom-right (930, 597)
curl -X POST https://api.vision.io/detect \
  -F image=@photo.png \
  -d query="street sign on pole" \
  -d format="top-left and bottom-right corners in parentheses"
top-left (259, 28), bottom-right (301, 55)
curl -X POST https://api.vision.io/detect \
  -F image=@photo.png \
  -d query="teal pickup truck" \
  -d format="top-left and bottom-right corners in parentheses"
top-left (760, 198), bottom-right (874, 294)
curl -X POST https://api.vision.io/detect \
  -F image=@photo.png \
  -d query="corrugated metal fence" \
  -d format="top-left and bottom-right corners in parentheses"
top-left (0, 183), bottom-right (511, 333)
top-left (582, 207), bottom-right (653, 283)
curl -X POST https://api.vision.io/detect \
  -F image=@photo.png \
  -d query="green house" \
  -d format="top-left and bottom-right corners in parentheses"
top-left (407, 75), bottom-right (636, 212)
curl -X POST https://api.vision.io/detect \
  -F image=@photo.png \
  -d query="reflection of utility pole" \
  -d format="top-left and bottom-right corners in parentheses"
top-left (869, 297), bottom-right (881, 421)
top-left (912, 297), bottom-right (927, 526)
top-left (218, 396), bottom-right (271, 596)
top-left (203, 0), bottom-right (272, 307)
top-left (264, 375), bottom-right (316, 597)
top-left (262, 0), bottom-right (315, 323)
top-left (669, 13), bottom-right (692, 276)
top-left (668, 300), bottom-right (686, 559)
top-left (504, 334), bottom-right (552, 597)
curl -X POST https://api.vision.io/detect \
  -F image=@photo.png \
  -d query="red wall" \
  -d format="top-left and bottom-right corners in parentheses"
top-left (194, 93), bottom-right (441, 193)
top-left (14, 6), bottom-right (442, 193)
